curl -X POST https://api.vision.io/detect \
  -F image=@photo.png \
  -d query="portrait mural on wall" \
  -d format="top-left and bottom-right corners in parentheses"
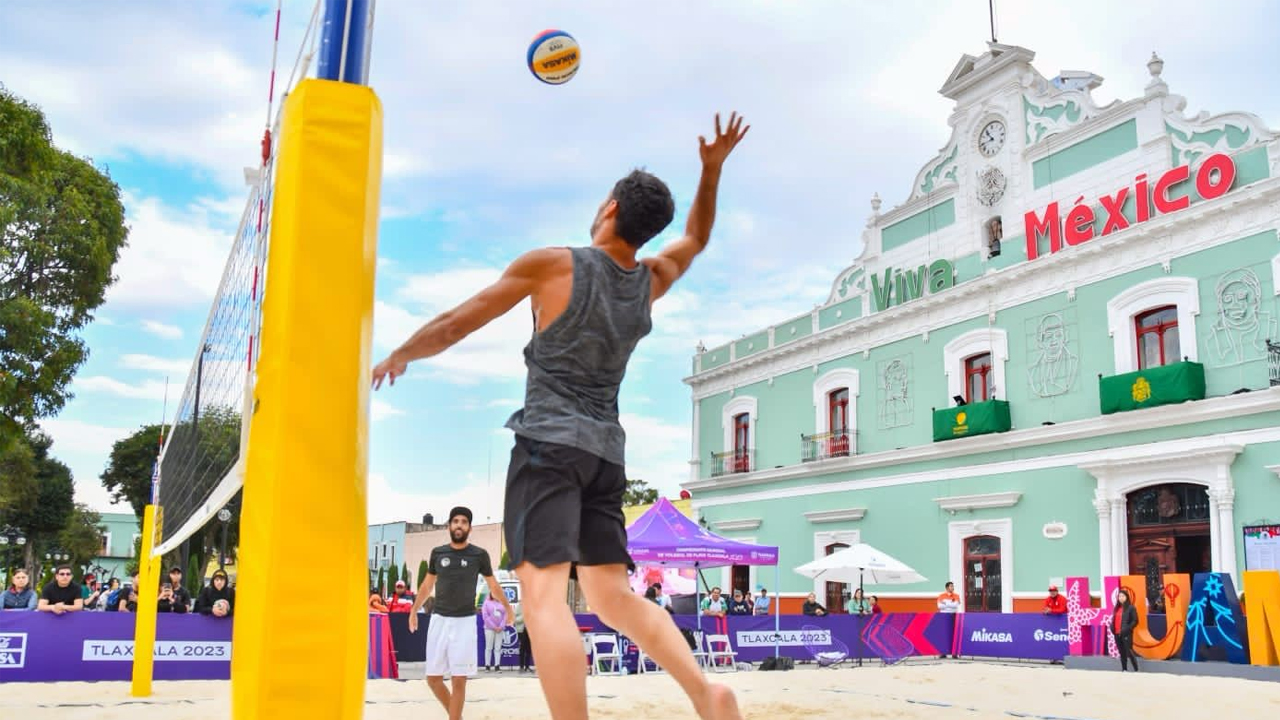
top-left (876, 355), bottom-right (913, 429)
top-left (1208, 267), bottom-right (1277, 366)
top-left (1025, 309), bottom-right (1080, 398)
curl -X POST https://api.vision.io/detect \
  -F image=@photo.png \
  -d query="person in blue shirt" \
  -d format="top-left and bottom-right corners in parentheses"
top-left (752, 588), bottom-right (772, 616)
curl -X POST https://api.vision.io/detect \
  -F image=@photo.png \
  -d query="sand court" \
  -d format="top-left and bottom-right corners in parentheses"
top-left (6, 661), bottom-right (1278, 720)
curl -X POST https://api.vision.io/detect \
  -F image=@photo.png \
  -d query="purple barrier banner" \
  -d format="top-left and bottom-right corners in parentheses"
top-left (955, 612), bottom-right (1068, 660)
top-left (0, 612), bottom-right (232, 682)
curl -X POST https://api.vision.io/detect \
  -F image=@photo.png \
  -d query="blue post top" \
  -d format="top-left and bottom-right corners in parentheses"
top-left (317, 0), bottom-right (373, 85)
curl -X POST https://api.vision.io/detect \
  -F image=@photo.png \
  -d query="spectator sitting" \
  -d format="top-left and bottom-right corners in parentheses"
top-left (38, 565), bottom-right (83, 614)
top-left (2, 569), bottom-right (38, 611)
top-left (157, 583), bottom-right (188, 613)
top-left (195, 570), bottom-right (235, 617)
top-left (801, 592), bottom-right (826, 616)
top-left (93, 578), bottom-right (120, 611)
top-left (1043, 585), bottom-right (1067, 615)
top-left (387, 581), bottom-right (414, 612)
top-left (651, 582), bottom-right (673, 612)
top-left (167, 567), bottom-right (193, 612)
top-left (727, 589), bottom-right (751, 615)
top-left (80, 573), bottom-right (96, 602)
top-left (846, 587), bottom-right (871, 616)
top-left (110, 574), bottom-right (138, 612)
top-left (753, 588), bottom-right (772, 616)
top-left (870, 595), bottom-right (883, 614)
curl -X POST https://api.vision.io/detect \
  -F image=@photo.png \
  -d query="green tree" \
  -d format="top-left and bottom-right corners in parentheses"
top-left (417, 560), bottom-right (429, 589)
top-left (387, 563), bottom-right (399, 591)
top-left (58, 503), bottom-right (103, 571)
top-left (0, 433), bottom-right (38, 516)
top-left (622, 478), bottom-right (659, 507)
top-left (0, 86), bottom-right (129, 429)
top-left (401, 562), bottom-right (411, 588)
top-left (98, 423), bottom-right (164, 519)
top-left (5, 430), bottom-right (74, 575)
top-left (125, 534), bottom-right (142, 577)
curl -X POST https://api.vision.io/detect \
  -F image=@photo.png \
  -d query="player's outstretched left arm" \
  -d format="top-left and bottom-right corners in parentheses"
top-left (372, 247), bottom-right (559, 389)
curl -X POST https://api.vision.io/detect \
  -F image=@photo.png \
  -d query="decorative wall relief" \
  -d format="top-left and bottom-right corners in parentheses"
top-left (1024, 96), bottom-right (1083, 145)
top-left (876, 355), bottom-right (913, 429)
top-left (1025, 309), bottom-right (1080, 397)
top-left (1165, 111), bottom-right (1276, 168)
top-left (1209, 267), bottom-right (1277, 366)
top-left (911, 142), bottom-right (959, 199)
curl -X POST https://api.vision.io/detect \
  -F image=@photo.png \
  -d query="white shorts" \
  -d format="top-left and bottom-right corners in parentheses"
top-left (425, 614), bottom-right (478, 678)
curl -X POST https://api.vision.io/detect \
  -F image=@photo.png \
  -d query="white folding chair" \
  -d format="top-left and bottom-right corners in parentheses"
top-left (590, 633), bottom-right (624, 675)
top-left (706, 634), bottom-right (738, 672)
top-left (690, 630), bottom-right (710, 670)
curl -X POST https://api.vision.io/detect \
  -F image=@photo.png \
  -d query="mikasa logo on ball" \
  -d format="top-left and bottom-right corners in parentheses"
top-left (527, 29), bottom-right (581, 85)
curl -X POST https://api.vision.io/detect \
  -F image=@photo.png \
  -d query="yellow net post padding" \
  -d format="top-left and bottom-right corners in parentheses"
top-left (230, 77), bottom-right (383, 720)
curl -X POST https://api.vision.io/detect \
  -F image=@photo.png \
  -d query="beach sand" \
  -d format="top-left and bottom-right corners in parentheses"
top-left (6, 661), bottom-right (1278, 720)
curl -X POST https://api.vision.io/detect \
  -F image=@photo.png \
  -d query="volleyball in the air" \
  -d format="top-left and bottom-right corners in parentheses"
top-left (527, 29), bottom-right (580, 85)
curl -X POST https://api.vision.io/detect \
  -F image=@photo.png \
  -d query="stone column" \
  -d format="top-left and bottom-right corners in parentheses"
top-left (1110, 498), bottom-right (1128, 576)
top-left (1211, 487), bottom-right (1239, 586)
top-left (1094, 494), bottom-right (1113, 579)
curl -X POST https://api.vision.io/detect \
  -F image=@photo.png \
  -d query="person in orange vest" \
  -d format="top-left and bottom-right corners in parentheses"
top-left (936, 582), bottom-right (961, 659)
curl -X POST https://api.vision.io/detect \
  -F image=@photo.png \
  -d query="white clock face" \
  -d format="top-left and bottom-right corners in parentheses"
top-left (979, 120), bottom-right (1006, 157)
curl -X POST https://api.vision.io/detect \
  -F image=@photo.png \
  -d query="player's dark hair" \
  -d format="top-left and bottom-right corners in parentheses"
top-left (610, 169), bottom-right (675, 249)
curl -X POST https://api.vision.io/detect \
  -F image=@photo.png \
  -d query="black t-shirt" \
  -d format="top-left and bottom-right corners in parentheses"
top-left (728, 599), bottom-right (751, 615)
top-left (41, 582), bottom-right (81, 607)
top-left (428, 543), bottom-right (492, 617)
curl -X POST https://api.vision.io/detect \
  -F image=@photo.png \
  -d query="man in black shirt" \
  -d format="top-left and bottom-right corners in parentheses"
top-left (38, 565), bottom-right (83, 614)
top-left (409, 506), bottom-right (512, 720)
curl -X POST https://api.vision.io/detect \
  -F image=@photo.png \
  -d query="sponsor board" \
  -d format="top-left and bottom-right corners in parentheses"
top-left (736, 629), bottom-right (831, 648)
top-left (82, 640), bottom-right (232, 662)
top-left (0, 632), bottom-right (28, 669)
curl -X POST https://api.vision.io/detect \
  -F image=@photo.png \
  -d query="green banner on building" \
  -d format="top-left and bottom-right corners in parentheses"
top-left (1099, 361), bottom-right (1206, 414)
top-left (932, 399), bottom-right (1012, 442)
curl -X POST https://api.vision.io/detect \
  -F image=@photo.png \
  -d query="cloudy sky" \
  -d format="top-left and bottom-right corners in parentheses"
top-left (4, 0), bottom-right (1278, 524)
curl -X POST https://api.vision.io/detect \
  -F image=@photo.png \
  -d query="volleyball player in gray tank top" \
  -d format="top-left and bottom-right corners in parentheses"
top-left (374, 112), bottom-right (749, 720)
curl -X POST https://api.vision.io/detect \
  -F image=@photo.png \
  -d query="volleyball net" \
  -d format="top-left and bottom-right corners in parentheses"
top-left (149, 0), bottom-right (335, 557)
top-left (134, 2), bottom-right (383, 717)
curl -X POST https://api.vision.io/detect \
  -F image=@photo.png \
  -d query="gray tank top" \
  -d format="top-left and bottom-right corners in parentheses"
top-left (505, 246), bottom-right (652, 466)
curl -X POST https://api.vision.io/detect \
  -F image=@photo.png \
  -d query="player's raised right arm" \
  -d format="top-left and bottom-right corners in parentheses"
top-left (646, 112), bottom-right (749, 301)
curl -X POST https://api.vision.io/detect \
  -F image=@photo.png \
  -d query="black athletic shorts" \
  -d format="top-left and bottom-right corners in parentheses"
top-left (503, 434), bottom-right (633, 571)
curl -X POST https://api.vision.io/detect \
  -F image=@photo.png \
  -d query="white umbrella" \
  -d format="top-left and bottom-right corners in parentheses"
top-left (793, 542), bottom-right (927, 586)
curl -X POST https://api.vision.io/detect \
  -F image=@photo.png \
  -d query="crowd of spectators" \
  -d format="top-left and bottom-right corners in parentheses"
top-left (1, 564), bottom-right (235, 617)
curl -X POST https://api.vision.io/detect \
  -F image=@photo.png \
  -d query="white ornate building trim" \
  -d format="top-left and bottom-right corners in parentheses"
top-left (947, 518), bottom-right (1014, 613)
top-left (1105, 276), bottom-right (1201, 373)
top-left (943, 328), bottom-right (1010, 402)
top-left (720, 395), bottom-right (758, 455)
top-left (1079, 443), bottom-right (1244, 585)
top-left (812, 368), bottom-right (861, 435)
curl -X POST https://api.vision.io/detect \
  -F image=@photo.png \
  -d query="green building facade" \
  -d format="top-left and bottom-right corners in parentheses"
top-left (682, 44), bottom-right (1280, 614)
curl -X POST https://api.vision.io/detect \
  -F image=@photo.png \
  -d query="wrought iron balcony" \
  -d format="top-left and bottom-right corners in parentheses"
top-left (801, 430), bottom-right (855, 462)
top-left (710, 450), bottom-right (754, 477)
top-left (1268, 339), bottom-right (1280, 387)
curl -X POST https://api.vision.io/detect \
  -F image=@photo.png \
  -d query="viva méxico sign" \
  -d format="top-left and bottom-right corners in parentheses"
top-left (1023, 152), bottom-right (1236, 261)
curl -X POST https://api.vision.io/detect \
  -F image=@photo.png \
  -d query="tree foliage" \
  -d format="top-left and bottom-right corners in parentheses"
top-left (0, 429), bottom-right (74, 577)
top-left (59, 503), bottom-right (104, 571)
top-left (0, 85), bottom-right (129, 427)
top-left (622, 477), bottom-right (659, 507)
top-left (99, 423), bottom-right (164, 519)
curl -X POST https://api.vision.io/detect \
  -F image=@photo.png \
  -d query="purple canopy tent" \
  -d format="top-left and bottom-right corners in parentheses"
top-left (626, 497), bottom-right (782, 658)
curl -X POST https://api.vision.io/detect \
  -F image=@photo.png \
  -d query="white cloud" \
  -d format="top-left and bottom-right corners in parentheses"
top-left (106, 193), bottom-right (237, 309)
top-left (367, 472), bottom-right (504, 526)
top-left (73, 376), bottom-right (170, 401)
top-left (370, 398), bottom-right (405, 422)
top-left (619, 413), bottom-right (691, 497)
top-left (141, 320), bottom-right (184, 341)
top-left (119, 354), bottom-right (191, 375)
top-left (38, 418), bottom-right (135, 513)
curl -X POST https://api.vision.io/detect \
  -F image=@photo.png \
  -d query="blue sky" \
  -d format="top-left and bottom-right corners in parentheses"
top-left (3, 0), bottom-right (1278, 523)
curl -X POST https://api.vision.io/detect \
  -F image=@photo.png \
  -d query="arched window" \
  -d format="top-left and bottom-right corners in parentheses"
top-left (1135, 305), bottom-right (1180, 369)
top-left (964, 352), bottom-right (993, 403)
